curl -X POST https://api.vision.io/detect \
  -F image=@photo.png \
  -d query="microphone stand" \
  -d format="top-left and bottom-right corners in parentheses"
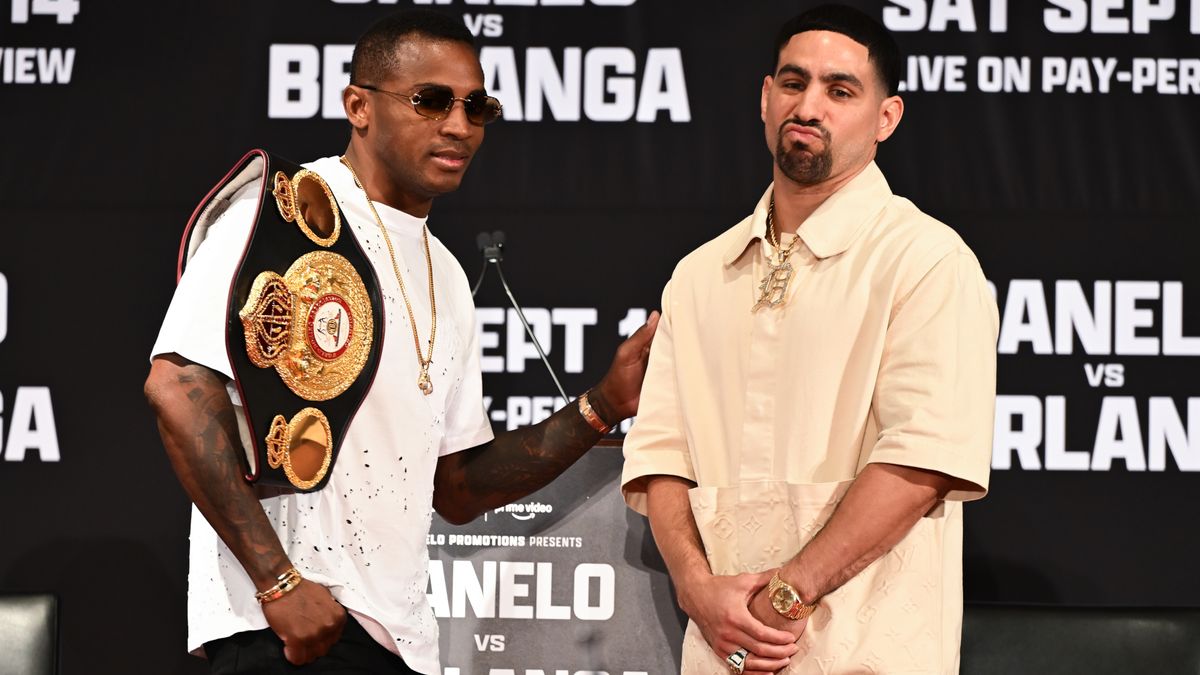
top-left (473, 231), bottom-right (569, 403)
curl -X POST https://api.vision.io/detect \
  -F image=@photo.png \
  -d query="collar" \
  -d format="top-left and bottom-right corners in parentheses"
top-left (722, 161), bottom-right (893, 266)
top-left (310, 155), bottom-right (429, 239)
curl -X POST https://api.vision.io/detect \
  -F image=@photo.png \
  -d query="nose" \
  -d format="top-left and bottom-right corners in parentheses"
top-left (439, 99), bottom-right (474, 139)
top-left (789, 86), bottom-right (824, 125)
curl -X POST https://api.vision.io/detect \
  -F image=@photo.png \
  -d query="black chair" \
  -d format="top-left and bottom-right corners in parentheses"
top-left (0, 593), bottom-right (59, 675)
top-left (962, 604), bottom-right (1200, 674)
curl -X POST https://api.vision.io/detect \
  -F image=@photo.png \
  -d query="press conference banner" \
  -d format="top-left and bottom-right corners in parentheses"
top-left (2, 1), bottom-right (1198, 673)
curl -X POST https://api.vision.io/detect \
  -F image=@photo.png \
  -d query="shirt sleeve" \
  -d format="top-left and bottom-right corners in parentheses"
top-left (621, 280), bottom-right (697, 515)
top-left (865, 250), bottom-right (999, 502)
top-left (438, 288), bottom-right (495, 457)
top-left (150, 182), bottom-right (260, 376)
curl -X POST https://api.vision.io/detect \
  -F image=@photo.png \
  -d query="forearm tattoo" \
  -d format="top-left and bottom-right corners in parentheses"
top-left (436, 390), bottom-right (614, 522)
top-left (153, 364), bottom-right (288, 585)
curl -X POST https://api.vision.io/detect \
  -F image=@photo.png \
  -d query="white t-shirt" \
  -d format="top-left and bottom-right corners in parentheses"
top-left (151, 155), bottom-right (493, 674)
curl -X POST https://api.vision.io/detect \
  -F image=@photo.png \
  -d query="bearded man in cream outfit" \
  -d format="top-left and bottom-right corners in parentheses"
top-left (621, 5), bottom-right (998, 675)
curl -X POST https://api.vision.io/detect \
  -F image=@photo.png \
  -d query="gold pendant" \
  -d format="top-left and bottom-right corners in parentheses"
top-left (417, 369), bottom-right (433, 396)
top-left (753, 257), bottom-right (794, 311)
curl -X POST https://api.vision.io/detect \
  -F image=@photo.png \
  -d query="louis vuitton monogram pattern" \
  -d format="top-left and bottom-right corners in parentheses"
top-left (682, 481), bottom-right (958, 674)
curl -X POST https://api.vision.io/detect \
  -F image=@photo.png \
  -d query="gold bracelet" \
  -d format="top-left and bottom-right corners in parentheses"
top-left (578, 391), bottom-right (612, 434)
top-left (255, 567), bottom-right (303, 604)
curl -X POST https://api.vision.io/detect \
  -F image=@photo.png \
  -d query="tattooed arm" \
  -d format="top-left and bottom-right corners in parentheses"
top-left (433, 312), bottom-right (659, 525)
top-left (144, 354), bottom-right (345, 665)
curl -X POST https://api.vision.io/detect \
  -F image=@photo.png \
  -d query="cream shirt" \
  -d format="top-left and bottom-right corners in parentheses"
top-left (152, 156), bottom-right (493, 674)
top-left (622, 162), bottom-right (998, 675)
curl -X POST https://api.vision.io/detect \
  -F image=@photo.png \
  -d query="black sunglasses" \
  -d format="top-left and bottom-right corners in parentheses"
top-left (355, 83), bottom-right (503, 125)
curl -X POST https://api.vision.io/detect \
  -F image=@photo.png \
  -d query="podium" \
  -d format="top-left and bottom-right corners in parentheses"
top-left (428, 438), bottom-right (686, 672)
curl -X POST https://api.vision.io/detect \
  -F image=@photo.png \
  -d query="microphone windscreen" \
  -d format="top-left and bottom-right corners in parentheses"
top-left (491, 230), bottom-right (507, 246)
top-left (476, 231), bottom-right (493, 251)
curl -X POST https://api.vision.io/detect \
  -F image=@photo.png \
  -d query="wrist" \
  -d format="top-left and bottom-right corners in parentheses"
top-left (778, 563), bottom-right (819, 605)
top-left (674, 558), bottom-right (714, 593)
top-left (250, 559), bottom-right (297, 592)
top-left (255, 567), bottom-right (303, 604)
top-left (768, 569), bottom-right (818, 621)
top-left (583, 385), bottom-right (620, 427)
top-left (672, 565), bottom-right (713, 614)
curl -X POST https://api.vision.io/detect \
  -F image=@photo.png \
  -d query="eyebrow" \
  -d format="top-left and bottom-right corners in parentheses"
top-left (776, 64), bottom-right (865, 90)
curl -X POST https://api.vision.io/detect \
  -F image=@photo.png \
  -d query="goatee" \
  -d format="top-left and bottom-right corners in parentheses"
top-left (775, 122), bottom-right (832, 185)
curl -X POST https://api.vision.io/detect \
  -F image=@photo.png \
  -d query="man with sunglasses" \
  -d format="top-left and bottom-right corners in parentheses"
top-left (146, 9), bottom-right (658, 674)
top-left (621, 5), bottom-right (996, 674)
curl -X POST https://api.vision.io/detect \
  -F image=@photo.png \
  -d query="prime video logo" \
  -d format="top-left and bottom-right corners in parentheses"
top-left (493, 501), bottom-right (554, 521)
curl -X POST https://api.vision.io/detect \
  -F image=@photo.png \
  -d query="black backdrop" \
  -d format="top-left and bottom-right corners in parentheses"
top-left (3, 1), bottom-right (1199, 672)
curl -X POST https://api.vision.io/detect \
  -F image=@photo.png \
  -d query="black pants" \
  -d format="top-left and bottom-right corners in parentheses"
top-left (205, 616), bottom-right (418, 674)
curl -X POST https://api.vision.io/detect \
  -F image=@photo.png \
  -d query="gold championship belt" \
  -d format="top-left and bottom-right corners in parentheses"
top-left (177, 150), bottom-right (383, 492)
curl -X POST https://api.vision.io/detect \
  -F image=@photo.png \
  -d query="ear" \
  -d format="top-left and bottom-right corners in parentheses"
top-left (876, 95), bottom-right (904, 143)
top-left (760, 75), bottom-right (772, 123)
top-left (344, 85), bottom-right (370, 131)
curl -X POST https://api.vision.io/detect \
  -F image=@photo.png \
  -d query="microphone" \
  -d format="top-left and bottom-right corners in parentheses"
top-left (471, 230), bottom-right (569, 403)
top-left (482, 230), bottom-right (505, 263)
top-left (472, 231), bottom-right (504, 294)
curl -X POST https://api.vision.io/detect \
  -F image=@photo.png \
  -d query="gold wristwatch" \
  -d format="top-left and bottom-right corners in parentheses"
top-left (768, 572), bottom-right (817, 621)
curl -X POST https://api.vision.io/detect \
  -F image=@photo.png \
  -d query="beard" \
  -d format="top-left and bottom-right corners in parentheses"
top-left (774, 121), bottom-right (832, 185)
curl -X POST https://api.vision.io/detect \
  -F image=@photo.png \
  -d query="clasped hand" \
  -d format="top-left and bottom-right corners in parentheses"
top-left (681, 570), bottom-right (807, 675)
top-left (261, 580), bottom-right (348, 665)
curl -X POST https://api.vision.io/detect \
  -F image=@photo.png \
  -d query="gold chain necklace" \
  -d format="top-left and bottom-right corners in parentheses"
top-left (340, 156), bottom-right (437, 395)
top-left (753, 197), bottom-right (800, 311)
